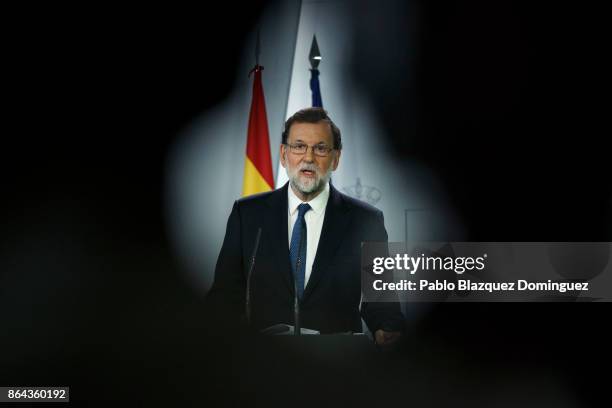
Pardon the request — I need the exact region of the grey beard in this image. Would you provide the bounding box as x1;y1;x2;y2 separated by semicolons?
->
287;166;332;197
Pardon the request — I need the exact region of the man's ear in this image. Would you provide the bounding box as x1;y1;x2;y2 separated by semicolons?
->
280;144;287;168
332;149;341;171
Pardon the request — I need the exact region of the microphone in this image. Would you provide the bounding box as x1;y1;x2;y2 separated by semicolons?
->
245;227;262;326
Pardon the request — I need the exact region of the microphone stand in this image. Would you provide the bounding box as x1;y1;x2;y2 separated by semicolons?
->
294;257;301;336
245;228;262;327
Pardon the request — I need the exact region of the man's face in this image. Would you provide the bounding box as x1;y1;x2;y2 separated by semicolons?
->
280;121;341;198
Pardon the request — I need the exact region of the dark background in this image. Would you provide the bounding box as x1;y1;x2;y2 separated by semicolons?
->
2;1;609;406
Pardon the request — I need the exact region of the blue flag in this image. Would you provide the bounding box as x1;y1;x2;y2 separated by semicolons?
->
310;68;323;108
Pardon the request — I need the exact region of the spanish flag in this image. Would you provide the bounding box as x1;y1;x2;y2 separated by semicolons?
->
242;65;274;196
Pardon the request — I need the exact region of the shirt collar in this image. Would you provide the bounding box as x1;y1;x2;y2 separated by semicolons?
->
288;181;330;216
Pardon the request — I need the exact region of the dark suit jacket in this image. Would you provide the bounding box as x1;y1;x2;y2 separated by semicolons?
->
206;182;404;334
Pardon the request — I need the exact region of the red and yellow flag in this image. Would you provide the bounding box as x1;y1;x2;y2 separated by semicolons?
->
242;65;274;196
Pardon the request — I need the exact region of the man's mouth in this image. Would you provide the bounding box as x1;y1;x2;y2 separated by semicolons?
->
300;169;316;178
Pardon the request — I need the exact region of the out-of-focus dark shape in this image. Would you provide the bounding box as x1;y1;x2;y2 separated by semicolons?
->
2;2;270;406
350;0;611;241
349;2;609;406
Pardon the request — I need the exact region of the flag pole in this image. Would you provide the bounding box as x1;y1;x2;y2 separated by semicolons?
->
255;28;260;66
249;29;263;77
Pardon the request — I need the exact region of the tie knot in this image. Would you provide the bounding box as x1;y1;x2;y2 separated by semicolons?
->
297;203;311;217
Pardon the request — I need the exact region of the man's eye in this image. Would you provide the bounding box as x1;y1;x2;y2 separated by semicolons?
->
295;144;307;149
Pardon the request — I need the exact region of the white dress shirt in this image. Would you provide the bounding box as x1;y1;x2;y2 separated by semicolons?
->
287;181;330;287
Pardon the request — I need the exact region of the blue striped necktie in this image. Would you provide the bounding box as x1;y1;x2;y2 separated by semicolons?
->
289;203;311;299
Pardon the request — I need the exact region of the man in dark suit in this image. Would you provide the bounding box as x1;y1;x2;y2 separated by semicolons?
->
207;107;404;345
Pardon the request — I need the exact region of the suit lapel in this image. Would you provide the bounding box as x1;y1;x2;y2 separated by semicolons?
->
303;184;351;300
265;183;295;295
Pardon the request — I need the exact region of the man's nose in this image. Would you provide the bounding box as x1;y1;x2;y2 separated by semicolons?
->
303;147;315;162
304;146;314;163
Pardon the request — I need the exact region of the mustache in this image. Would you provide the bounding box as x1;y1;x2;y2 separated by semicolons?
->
298;164;319;173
